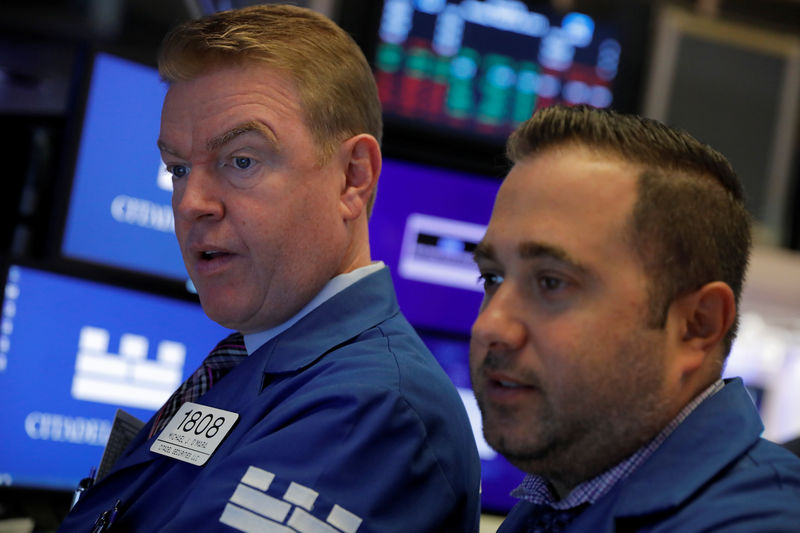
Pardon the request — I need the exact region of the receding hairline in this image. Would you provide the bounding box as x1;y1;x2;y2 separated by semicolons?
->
506;106;743;201
512;139;731;202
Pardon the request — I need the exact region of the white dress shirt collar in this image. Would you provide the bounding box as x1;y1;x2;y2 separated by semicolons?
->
243;261;385;355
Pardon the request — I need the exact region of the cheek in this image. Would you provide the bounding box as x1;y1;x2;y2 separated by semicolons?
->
238;200;314;267
468;339;485;375
534;315;614;387
173;220;190;249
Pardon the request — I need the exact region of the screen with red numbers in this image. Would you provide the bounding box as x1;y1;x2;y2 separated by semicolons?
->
373;0;622;141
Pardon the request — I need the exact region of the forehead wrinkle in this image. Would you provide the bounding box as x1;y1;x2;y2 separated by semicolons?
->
206;120;279;153
157;139;182;158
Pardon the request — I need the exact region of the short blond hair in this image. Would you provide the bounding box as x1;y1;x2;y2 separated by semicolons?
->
158;4;383;163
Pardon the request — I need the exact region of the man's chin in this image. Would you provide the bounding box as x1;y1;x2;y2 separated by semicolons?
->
485;428;552;466
198;300;248;331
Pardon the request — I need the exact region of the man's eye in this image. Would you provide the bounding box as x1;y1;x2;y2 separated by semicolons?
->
539;276;566;291
478;272;503;290
233;157;252;170
169;165;189;179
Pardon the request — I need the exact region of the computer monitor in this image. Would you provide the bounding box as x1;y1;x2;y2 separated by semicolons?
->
371;0;624;142
58;51;187;284
0;262;231;490
642;4;800;247
369;156;500;335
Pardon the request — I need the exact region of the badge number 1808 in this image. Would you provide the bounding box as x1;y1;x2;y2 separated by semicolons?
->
150;402;239;466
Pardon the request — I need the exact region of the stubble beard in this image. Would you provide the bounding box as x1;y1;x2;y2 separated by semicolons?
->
474;334;671;493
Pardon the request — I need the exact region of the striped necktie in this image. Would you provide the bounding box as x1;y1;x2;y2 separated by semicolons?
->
148;332;247;438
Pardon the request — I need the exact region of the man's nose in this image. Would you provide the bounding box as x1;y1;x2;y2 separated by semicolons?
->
172;167;224;222
471;283;528;353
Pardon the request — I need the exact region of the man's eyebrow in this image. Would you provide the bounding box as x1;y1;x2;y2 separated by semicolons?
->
156;121;279;160
518;242;588;273
207;121;278;152
474;240;587;274
472;241;495;263
156;139;180;157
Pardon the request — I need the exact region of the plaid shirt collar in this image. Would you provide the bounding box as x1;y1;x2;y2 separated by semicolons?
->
511;379;725;510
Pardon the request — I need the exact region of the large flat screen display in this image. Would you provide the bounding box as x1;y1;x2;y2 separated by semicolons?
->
0;264;231;490
60;52;186;282
369;157;500;335
373;0;623;140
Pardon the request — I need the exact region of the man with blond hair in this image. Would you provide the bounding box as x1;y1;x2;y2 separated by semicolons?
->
59;5;480;532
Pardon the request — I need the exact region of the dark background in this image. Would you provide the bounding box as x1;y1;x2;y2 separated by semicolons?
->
0;0;798;530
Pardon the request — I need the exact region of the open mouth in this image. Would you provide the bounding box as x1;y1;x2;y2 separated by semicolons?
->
494;380;525;389
200;251;229;260
191;247;235;275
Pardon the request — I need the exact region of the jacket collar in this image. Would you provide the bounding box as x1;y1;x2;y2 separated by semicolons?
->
251;266;399;374
594;378;762;518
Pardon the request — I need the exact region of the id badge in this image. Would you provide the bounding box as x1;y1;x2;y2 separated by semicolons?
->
150;402;238;466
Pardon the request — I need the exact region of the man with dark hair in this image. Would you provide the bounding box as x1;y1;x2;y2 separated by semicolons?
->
58;5;480;532
471;104;800;531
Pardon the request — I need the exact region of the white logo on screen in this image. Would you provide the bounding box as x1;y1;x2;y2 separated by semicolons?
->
71;326;186;410
106;163;175;234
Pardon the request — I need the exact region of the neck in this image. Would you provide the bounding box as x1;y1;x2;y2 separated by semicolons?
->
338;219;372;275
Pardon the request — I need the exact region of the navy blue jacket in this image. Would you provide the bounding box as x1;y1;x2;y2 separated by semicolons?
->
499;378;800;532
59;269;481;532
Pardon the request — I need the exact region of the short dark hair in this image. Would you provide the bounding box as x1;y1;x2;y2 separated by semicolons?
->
507;105;752;357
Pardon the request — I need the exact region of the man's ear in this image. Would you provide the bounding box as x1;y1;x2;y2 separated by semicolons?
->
339;134;381;221
668;281;736;377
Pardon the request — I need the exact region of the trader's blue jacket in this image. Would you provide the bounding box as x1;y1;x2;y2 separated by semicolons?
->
59;269;482;532
499;378;800;532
